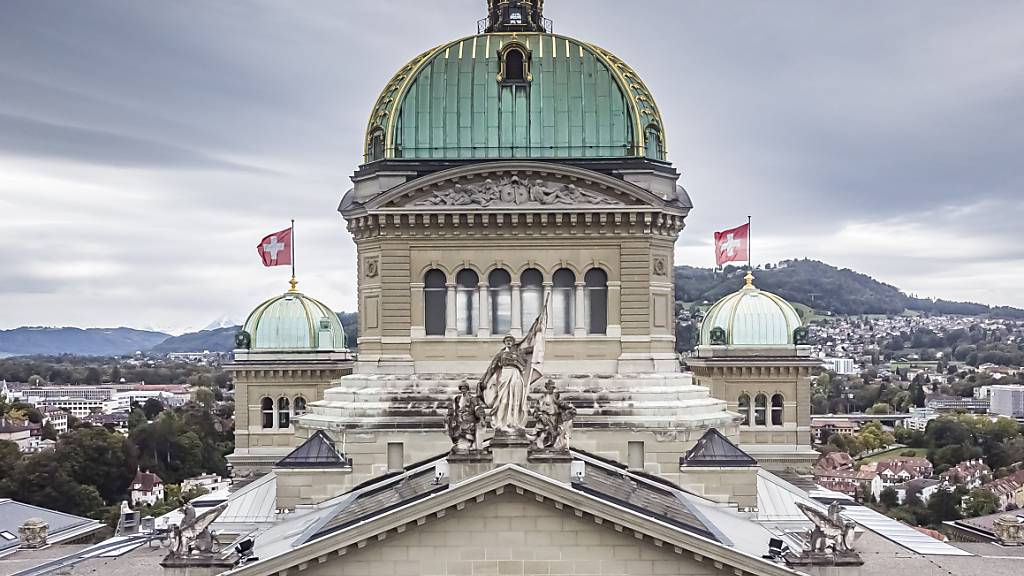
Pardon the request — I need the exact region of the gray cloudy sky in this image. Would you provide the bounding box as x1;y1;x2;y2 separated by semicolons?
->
2;0;1022;333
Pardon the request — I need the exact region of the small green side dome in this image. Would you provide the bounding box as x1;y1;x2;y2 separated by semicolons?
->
239;287;347;351
364;33;666;163
699;273;803;346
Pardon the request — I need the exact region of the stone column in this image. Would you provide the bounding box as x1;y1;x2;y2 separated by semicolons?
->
272;399;279;429
573;282;586;336
478;282;490;337
445;283;457;337
510;282;522;337
543;282;553;336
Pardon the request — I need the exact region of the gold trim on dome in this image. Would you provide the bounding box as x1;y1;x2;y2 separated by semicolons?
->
364;33;667;161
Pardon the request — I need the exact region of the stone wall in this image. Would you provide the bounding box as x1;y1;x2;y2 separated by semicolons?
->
302;492;716;576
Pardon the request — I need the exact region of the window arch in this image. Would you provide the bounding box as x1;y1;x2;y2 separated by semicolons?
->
520;268;543;329
754;394;767;426
584;268;608;335
645;124;664;160
456;269;479;336
261;397;274;429
278;397;290;429
489;269;512;335
737;394;750;426
552;268;575;335
424;269;447;336
294;396;307;416
771;394;784;426
367;129;385;162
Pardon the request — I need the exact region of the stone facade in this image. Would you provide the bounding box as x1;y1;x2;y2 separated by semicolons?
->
300;492;716;576
687;346;820;471
227;355;352;475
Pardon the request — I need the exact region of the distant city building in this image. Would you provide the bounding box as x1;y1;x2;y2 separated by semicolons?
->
905;407;938;432
810;417;860;442
894;478;943;505
0;419;34;451
939;458;989;489
989;385;1024;418
978;470;1024;511
871;457;934;487
823;357;857;375
38;406;68;435
925;394;989;414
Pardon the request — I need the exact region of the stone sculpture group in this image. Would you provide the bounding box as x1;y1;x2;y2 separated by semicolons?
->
417;176;621;207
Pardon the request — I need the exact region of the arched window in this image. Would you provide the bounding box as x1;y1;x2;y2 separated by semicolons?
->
754;394;767;426
278;397;290;429
552;268;575;335
771;394;784;426
489;269;512;335
294;396;307;416
584;268;608;335
504;48;525;82
520;268;543;329
645;125;663;160
456;269;479;336
424;269;447;336
368;129;385;162
261;397;274;429
737;394;750;426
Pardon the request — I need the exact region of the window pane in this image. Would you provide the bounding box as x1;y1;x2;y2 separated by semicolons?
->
552;269;575;335
754;394;767;426
585;269;607;335
505;49;524;81
771;394;783;425
424;269;447;336
278;397;290;429
738;395;750;426
457;270;479;336
489;269;512;335
520;269;543;328
262;397;274;428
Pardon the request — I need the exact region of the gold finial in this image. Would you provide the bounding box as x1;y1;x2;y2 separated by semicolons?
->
288;277;299;292
744;271;755;287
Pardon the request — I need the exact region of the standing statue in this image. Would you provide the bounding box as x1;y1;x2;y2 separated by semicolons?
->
446;381;488;452
531;379;576;451
166;502;228;557
479;335;533;434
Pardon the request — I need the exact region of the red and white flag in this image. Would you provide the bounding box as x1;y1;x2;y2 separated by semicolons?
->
257;227;292;267
714;223;749;267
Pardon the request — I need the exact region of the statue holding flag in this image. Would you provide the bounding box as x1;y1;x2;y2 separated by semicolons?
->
478;295;548;436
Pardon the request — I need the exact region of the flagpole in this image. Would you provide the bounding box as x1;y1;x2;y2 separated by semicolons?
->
747;215;752;272
290;219;296;291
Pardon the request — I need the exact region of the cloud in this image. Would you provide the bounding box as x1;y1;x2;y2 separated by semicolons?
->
1;0;1022;331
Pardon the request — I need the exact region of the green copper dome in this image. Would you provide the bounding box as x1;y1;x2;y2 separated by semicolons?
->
364;32;667;163
240;288;347;351
699;273;803;346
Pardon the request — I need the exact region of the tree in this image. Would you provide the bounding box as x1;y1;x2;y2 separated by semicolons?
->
0;440;21;484
879;487;899;508
192;387;216;412
40;421;58;441
867;403;892;415
0;452;105;518
143;398;165;420
56;427;134;504
110;365;122;383
128;408;148;431
83;367;102;385
963;488;1000;517
926;489;962;524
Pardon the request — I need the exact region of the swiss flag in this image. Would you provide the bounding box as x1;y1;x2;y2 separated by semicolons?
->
257;227;292;267
714;223;749;267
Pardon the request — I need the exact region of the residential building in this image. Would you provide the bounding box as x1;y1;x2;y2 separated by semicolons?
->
823;357;857;375
894;478;944;505
0;419;34;451
940;459;990;489
39;406;68;434
814;451;855;472
811;417;860;442
905;406;938;432
979;470;1024;511
875;457;934;486
129;469;164;507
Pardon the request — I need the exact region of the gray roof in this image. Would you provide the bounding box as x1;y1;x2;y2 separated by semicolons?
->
680;428;758;468
275;431;350;469
0;499;104;556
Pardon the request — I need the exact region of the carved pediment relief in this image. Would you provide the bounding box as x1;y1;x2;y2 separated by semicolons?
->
412;175;624;208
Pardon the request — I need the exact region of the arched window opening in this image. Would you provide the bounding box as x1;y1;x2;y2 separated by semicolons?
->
489;269;512;335
504;49;525;82
261;397;274;429
278;397;291;429
368;129;385;162
294;396;307;416
645;125;663;160
754;394;767;426
424;269;447;336
771;394;784;426
456;269;480;336
552;268;575;335
737;394;750;426
584;268;608;335
520;268;543;329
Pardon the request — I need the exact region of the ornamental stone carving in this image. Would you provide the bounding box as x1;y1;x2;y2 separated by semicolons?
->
365;257;379;278
652;257;667;276
530;379;576;452
415;176;622;207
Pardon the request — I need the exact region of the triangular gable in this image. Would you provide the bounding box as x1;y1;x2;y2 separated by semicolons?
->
364;161;671;211
275;430;350;469
226;464;801;576
680;428;759;468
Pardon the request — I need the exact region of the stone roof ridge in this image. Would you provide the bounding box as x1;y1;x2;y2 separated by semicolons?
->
680;428;759;467
275;430;351;469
